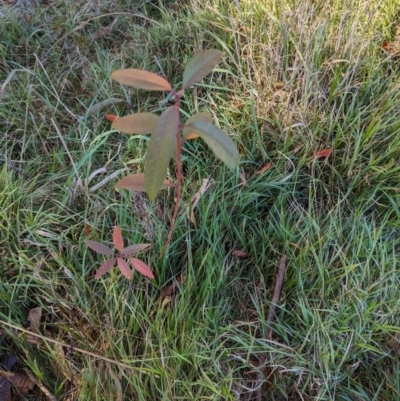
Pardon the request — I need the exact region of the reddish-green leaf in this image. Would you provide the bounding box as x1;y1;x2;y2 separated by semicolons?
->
145;106;180;200
117;258;132;279
105;114;118;122
184;121;240;169
182;50;223;89
182;112;213;140
113;226;124;252
315;149;332;158
111;69;172;91
116;173;172;192
85;240;113;256
130;257;154;279
111;113;159;134
95;258;117;278
121;243;151;256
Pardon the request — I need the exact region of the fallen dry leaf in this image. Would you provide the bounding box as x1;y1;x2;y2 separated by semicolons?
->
27;307;42;333
239;168;247;187
84;225;93;235
160;273;186;299
0;371;35;395
0;376;10;401
50;343;73;381
150;274;186;317
382;40;391;51
232;250;249;258
315;149;332;158
23;369;57;401
105;114;118;122
255;162;272;175
186;178;212;225
273;82;285;90
91;18;118;40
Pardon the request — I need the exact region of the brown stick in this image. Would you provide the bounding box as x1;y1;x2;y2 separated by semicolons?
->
267;255;287;340
255;255;287;401
23;369;58;401
161;94;184;257
0;319;156;375
161;126;182;257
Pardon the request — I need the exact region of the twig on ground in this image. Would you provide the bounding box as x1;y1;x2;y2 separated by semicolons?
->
0;319;157;376
266;255;287;340
23;369;58;401
255;255;287;401
1;154;30;179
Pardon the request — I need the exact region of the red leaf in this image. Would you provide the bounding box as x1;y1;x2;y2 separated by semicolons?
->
121;243;151;256
85;240;113;256
117;258;132;279
105;114;118;122
84;225;93;235
111;69;172;91
255;162;272;175
95;258;117;278
315;149;332;158
113;226;124;252
130;257;154;279
382;40;391;50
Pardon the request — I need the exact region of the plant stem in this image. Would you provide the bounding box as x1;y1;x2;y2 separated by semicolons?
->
254;255;287;401
161;95;183;256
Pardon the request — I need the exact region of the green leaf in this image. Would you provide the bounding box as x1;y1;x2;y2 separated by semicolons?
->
184;121;240;169
182;112;213;140
112;113;159;134
86;98;123;117
111;69;172;91
145;106;179;200
182;50;223;89
116;173;172;192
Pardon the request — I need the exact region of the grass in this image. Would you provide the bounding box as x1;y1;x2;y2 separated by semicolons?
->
1;0;400;399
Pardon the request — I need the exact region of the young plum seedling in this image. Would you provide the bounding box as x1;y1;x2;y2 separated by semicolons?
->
110;49;240;252
85;226;153;280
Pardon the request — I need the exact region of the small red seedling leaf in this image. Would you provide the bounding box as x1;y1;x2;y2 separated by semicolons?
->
117;258;132;279
95;258;117;278
255;162;272;175
232;249;249;258
315;149;332;158
113;226;124;252
121;243;151;256
130;257;154;279
111;69;172;91
105;114;118;122
85;240;113;256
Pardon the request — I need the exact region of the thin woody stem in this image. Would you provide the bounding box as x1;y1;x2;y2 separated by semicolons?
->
161;94;183;256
